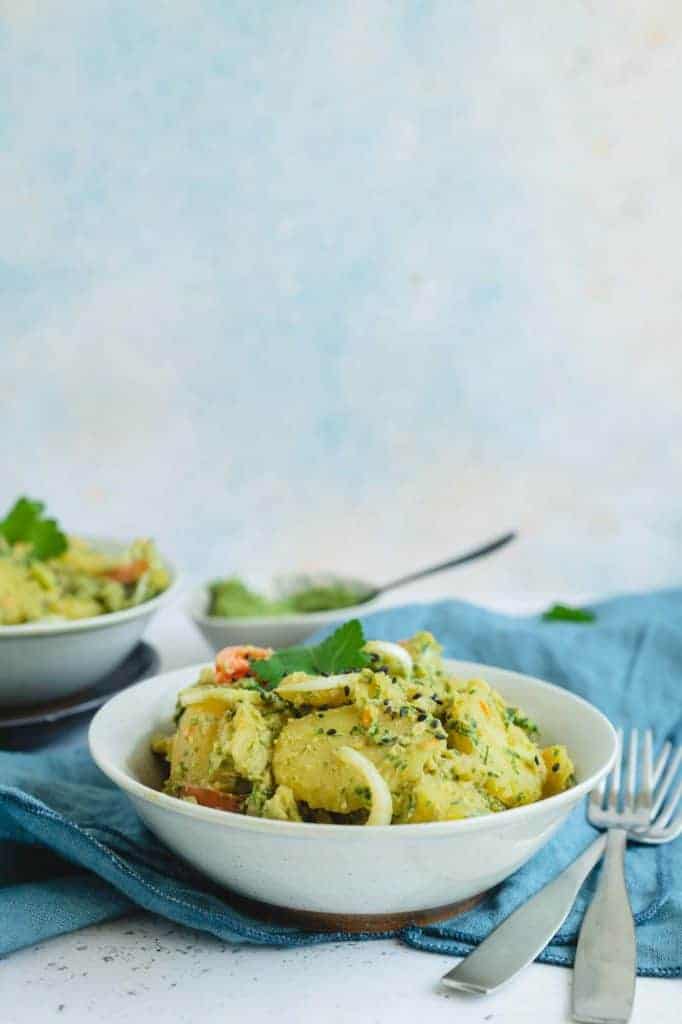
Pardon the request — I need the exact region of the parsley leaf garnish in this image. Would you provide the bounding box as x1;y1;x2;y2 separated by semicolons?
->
313;619;370;674
252;646;318;686
0;497;68;560
542;603;596;624
252;619;371;688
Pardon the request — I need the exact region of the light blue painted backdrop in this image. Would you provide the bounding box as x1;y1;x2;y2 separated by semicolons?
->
2;3;681;594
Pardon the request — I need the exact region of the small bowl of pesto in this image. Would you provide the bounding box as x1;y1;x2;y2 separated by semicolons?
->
191;535;520;653
189;574;377;652
0;497;180;706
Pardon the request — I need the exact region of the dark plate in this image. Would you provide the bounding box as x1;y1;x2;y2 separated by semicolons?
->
0;642;159;730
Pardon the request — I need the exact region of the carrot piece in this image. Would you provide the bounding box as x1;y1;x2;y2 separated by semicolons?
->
181;786;243;813
104;559;149;584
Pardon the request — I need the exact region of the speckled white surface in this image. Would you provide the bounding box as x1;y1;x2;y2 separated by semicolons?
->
3;599;680;1023
4;913;681;1024
2;3;682;596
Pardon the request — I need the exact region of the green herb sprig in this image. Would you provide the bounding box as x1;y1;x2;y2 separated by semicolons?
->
0;497;67;560
252;619;371;688
542;603;596;624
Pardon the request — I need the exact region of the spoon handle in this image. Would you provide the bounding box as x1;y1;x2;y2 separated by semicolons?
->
376;532;516;597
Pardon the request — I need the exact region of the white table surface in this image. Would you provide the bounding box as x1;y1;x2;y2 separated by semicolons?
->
4;589;681;1024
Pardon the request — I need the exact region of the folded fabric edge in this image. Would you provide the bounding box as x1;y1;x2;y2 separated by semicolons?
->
401;928;682;977
0;873;132;958
0;790;397;949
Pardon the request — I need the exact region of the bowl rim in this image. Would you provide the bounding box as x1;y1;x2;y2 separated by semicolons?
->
0;542;181;638
89;657;618;839
187;580;378;629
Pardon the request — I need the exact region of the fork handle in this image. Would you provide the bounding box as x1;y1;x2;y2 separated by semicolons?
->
573;828;636;1024
441;834;607;995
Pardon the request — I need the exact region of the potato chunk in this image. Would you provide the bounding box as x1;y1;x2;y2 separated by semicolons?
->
275;671;359;708
542;745;575;797
168;700;225;789
272;704;446;818
445;679;546;807
405;774;493;822
262;785;303;822
229;703;273;782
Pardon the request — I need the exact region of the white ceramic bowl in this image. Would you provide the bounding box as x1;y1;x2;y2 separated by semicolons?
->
89;659;617;920
188;582;378;652
0;548;180;707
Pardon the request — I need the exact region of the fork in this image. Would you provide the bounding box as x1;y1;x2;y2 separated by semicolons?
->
441;732;681;1001
573;730;682;1024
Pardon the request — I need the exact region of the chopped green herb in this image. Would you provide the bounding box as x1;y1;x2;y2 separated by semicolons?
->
449;720;473;738
542;603;596;624
505;707;539;736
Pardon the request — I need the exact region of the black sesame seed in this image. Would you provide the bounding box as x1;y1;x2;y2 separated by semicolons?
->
327;728;337;736
343;686;350;696
417;713;427;722
552;763;560;772
534;756;540;765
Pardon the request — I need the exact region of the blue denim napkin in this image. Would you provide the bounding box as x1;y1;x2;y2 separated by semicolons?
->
1;592;681;974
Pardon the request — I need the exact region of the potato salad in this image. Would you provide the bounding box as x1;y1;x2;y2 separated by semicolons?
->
0;497;170;625
152;623;575;826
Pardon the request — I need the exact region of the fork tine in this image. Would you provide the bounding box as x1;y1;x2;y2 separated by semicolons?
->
663;810;682;840
653;741;672;788
653;747;682;818
623;730;638;813
635;729;653;816
656;778;682;830
607;729;623;811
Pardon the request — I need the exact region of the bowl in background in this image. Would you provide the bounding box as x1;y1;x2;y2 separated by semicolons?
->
0;542;180;707
89;658;616;925
188;578;378;652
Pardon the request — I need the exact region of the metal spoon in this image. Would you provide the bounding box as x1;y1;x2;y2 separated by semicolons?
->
368;531;517;601
277;532;517;608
